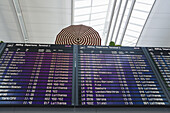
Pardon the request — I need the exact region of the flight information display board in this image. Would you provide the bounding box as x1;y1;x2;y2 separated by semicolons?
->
78;46;169;106
0;43;73;106
148;47;170;93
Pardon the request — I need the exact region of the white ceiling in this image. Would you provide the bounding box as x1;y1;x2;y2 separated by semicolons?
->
0;0;23;42
19;0;71;43
0;0;71;44
0;0;170;47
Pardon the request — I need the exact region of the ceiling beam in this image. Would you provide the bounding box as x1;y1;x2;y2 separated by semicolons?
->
110;0;122;43
119;0;136;45
12;0;29;43
71;0;75;25
114;0;128;44
105;0;117;46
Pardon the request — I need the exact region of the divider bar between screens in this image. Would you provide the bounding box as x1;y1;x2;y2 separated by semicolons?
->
75;45;79;106
0;43;6;56
142;47;170;104
72;45;76;106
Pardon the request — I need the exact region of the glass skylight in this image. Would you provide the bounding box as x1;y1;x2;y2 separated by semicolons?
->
122;0;155;46
73;0;155;46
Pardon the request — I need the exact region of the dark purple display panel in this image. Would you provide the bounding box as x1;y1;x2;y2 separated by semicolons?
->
148;48;170;93
78;46;169;106
0;43;73;106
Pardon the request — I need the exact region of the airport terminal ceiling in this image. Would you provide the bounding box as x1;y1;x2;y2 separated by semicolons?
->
0;0;170;47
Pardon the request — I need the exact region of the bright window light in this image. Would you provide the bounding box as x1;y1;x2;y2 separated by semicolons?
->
92;0;109;6
91;12;107;20
74;15;90;22
74;8;91;16
73;0;155;46
75;0;91;8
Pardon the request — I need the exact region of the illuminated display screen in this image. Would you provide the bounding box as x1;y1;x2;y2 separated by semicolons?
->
0;43;73;106
78;46;169;106
148;48;170;92
0;43;170;107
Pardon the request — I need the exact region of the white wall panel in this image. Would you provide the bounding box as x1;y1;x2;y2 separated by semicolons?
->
19;0;71;9
0;0;23;42
19;0;71;44
137;0;170;47
146;14;170;29
0;0;71;44
21;8;71;24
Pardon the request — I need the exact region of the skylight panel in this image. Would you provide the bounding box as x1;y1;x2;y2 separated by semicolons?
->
132;10;148;19
75;0;91;8
73;0;112;45
91;12;107;20
91;19;105;26
129;17;145;26
126;30;140;37
127;23;143;31
74;7;91;16
121;0;155;46
73;0;156;46
92;24;105;31
134;3;151;12
74;15;90;22
75;21;90;26
92;0;109;6
91;5;108;13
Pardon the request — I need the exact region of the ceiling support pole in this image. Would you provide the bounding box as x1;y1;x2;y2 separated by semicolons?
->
114;0;128;44
105;0;117;46
71;0;75;25
12;0;29;43
119;0;136;45
110;0;122;43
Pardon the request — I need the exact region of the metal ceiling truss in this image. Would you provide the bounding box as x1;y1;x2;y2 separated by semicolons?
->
104;0;156;46
104;0;136;45
12;0;29;43
105;0;117;45
119;0;136;45
114;0;129;45
72;0;156;46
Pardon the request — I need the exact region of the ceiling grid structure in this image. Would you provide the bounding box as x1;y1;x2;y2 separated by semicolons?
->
106;0;156;46
122;0;156;46
73;0;113;45
118;0;136;45
105;0;117;45
0;0;170;47
109;0;122;44
113;0;129;45
73;0;156;46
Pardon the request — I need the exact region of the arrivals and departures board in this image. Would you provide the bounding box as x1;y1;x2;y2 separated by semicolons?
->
0;43;170;107
0;43;73;106
148;47;170;94
78;46;169;106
